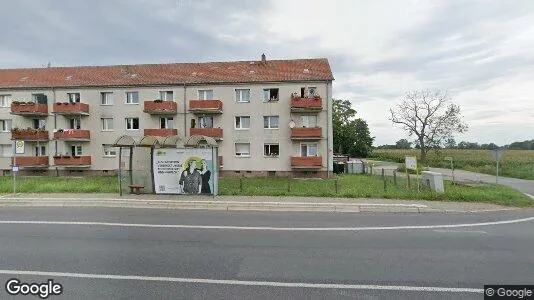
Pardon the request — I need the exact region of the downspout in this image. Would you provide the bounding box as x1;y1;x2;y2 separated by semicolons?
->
326;81;331;178
183;84;187;140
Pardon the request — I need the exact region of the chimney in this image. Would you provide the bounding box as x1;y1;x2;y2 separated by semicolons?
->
261;53;266;63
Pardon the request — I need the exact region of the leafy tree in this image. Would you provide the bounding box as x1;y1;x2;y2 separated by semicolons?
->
444;137;457;149
395;139;412;149
389;89;468;163
333;99;374;157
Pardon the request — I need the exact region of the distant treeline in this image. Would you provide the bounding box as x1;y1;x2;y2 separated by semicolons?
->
376;139;534;150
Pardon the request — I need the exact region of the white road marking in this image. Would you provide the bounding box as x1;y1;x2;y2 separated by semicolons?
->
434;230;487;234
0;269;483;293
0;216;533;231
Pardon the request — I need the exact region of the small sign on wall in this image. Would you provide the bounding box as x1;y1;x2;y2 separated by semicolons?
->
405;156;417;170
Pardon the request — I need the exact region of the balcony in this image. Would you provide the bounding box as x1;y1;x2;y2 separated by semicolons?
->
290;127;322;140
144;128;178;137
13;156;49;168
291;97;323;112
189;100;223;114
291;156;323;168
144;100;177;115
53;129;91;142
190;128;223;140
11;129;49;141
53;102;89;115
10;102;48;116
53;155;91;167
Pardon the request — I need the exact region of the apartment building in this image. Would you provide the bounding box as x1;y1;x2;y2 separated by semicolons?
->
0;56;334;177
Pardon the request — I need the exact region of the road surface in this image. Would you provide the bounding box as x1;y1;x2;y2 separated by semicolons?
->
1;207;534;299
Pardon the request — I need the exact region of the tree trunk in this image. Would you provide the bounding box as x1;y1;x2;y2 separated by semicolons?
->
419;138;427;164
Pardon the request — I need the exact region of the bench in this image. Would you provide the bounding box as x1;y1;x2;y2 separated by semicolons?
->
128;184;145;195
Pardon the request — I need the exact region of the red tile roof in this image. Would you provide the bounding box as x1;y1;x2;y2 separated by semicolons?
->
0;58;333;89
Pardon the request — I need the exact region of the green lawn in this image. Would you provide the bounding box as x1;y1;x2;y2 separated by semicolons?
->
0;175;530;207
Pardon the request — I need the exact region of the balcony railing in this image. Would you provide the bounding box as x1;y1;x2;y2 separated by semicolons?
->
10;103;48;116
189;100;223;114
53;129;90;141
290;127;322;139
190;128;223;139
144;128;178;137
13;156;49;167
143;100;177;115
11;129;49;141
291;97;322;112
291;156;323;168
53;102;89;115
53;155;91;167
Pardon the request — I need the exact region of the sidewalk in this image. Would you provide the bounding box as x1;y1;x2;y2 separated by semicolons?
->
0;193;520;213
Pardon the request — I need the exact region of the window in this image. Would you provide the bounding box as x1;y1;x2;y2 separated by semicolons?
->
263;88;279;102
160;117;174;129
101;92;114;105
235;116;250;130
69;118;81;129
103;145;117;157
159;91;173;101
101;118;114;131
35;146;46;156
126;118;139;130
264;144;280;157
263;116;279;129
198;90;214;100
0;120;12;132
235;89;250;103
32;93;48;104
32;119;46;130
235;143;251;157
0;144;11;157
126;92;139;104
71;145;82;156
67;93;81;103
198;116;214;128
301;87;317;98
0;94;12;107
301;143;318;156
301;115;317;128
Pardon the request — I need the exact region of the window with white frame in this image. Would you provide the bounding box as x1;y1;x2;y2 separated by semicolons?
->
0;94;12;107
263;116;279;129
100;92;114;105
235;89;250;103
71;145;82;156
0;119;12;132
101;118;114;131
69;118;81;129
198;116;214;128
300;143;318;156
300;115;317;128
159;91;173;101
103;144;117;157
35;146;46;156
198;90;214;100
160;117;174;129
263;88;279;102
0;144;11;157
126;91;139;104
67;93;81;103
264;143;279;157
235;116;250;130
235;143;251;157
126;118;139;130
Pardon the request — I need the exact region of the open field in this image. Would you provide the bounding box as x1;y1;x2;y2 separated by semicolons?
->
0;175;530;206
369;149;534;180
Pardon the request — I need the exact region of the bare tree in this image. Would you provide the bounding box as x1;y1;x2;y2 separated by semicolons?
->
389;89;468;163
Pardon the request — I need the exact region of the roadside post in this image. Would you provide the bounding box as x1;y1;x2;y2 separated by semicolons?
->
405;156;419;191
490;148;506;184
13;140;25;195
444;156;454;183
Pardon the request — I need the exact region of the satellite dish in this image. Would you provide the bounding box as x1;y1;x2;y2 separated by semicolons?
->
289;120;295;128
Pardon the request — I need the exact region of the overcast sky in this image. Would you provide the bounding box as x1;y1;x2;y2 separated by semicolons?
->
1;0;533;145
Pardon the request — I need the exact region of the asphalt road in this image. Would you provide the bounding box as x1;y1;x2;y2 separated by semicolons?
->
1;207;534;299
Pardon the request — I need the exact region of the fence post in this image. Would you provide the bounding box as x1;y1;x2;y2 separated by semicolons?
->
288;177;291;192
335;178;339;194
407;173;411;189
383;175;387;192
240;177;243;193
381;168;385;179
393;170;397;186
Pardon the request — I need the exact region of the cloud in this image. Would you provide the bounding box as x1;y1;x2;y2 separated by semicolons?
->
0;0;533;145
